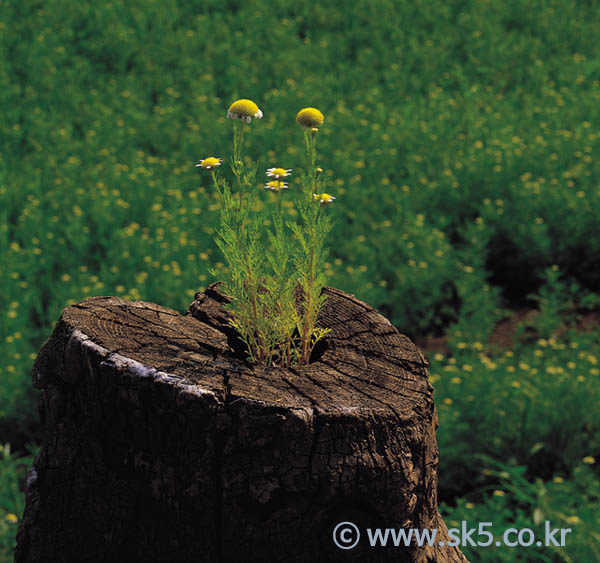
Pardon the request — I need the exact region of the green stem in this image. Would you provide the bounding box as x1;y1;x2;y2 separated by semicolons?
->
210;170;220;194
233;120;246;213
299;128;321;365
276;189;284;239
231;119;264;363
300;228;315;365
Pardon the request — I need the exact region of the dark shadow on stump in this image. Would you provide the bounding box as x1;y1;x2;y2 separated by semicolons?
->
15;283;469;563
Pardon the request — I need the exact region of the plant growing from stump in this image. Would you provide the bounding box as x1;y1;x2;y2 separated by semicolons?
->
197;100;334;367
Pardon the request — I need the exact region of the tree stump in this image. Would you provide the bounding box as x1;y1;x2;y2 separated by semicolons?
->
15;283;468;563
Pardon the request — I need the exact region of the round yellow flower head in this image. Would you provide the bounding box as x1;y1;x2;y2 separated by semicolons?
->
265;180;289;192
227;99;263;123
313;192;335;204
296;107;324;128
196;157;223;170
266;167;292;179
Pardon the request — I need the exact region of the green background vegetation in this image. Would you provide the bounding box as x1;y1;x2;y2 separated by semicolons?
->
1;0;599;560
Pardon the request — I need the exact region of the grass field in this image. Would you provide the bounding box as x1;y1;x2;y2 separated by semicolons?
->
1;0;599;560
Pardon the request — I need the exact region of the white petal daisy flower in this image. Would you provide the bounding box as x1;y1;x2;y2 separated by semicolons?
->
264;180;289;192
227;99;263;123
195;157;223;170
266;167;292;179
313;192;335;204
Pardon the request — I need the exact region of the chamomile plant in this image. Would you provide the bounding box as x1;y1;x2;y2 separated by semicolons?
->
197;100;334;367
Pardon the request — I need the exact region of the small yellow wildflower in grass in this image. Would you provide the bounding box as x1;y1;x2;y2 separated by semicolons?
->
313;193;335;204
196;157;223;170
4;513;18;524
264;180;289;192
566;516;580;524
583;456;595;464
227;99;263;122
296;107;324;128
266;167;292;179
553;476;564;483
493;490;505;497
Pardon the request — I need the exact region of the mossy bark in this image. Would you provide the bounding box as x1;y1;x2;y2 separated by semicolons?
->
15;283;468;563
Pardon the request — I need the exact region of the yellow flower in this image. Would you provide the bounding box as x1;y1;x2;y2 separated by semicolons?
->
227;99;263;123
313;193;335;204
266;167;292;179
583;456;595;464
264;180;289;192
493;490;505;497
296;107;324;128
196;157;222;170
4;513;18;524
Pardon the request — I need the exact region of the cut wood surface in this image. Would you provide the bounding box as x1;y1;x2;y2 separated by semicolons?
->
15;283;468;562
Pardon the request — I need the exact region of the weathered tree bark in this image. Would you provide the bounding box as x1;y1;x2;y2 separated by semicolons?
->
15;283;468;563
